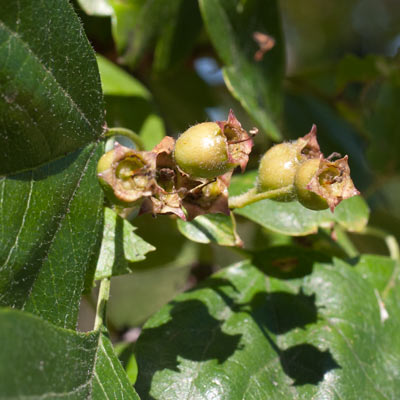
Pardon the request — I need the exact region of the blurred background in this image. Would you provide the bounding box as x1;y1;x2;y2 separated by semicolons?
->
73;0;400;338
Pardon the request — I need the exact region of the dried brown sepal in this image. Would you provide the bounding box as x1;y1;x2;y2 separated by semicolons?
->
140;192;186;220
216;109;255;172
99;112;254;220
139;136;187;219
98;143;157;206
307;155;360;211
182;172;233;221
297;124;322;160
153;136;176;168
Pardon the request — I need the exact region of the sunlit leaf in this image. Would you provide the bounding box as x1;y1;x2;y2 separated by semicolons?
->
177;213;242;247
135;251;400;399
97;54;165;150
95;207;155;280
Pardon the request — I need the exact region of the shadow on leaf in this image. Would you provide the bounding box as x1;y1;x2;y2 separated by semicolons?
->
237;290;318;335
280;343;340;386
135;299;242;399
252;245;331;279
239;290;340;386
135;277;340;398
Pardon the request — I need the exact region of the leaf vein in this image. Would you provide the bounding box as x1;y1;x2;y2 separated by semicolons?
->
0;19;97;137
0;172;34;272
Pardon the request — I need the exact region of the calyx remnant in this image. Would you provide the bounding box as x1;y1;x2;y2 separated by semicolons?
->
97;110;256;220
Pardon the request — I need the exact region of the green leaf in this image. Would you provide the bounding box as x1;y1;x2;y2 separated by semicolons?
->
0;143;104;329
230;171;369;235
94;331;140;399
364;80;400;174
77;0;113;16
115;0;184;68
95;207;155;280
97;54;151;98
333;195;369;232
108;0;145;54
199;0;284;140
135;250;400;399
153;0;203;73
177;214;241;247
97;55;165;150
336;54;383;91
0;308;139;399
0;0;104;175
115;342;139;385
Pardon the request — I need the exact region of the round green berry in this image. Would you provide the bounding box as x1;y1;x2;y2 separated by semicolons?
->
294;158;329;210
174;122;232;179
257;142;300;200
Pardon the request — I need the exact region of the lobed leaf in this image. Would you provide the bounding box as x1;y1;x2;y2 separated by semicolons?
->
177;213;242;247
135;249;400;399
95;207;155;280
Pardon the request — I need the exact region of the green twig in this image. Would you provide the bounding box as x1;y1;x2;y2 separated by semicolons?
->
228;185;293;209
229;211;243;247
105;127;145;150
94;278;111;331
363;227;400;261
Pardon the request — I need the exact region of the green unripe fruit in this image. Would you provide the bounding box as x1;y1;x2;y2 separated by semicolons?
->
97;149;115;176
97;148;150;207
97;150;118;201
174;122;232;179
257;143;300;200
294;158;329;210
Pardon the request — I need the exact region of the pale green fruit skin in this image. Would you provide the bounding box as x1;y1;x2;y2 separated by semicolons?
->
294;158;328;210
97;150;122;204
257;143;299;200
174;122;231;179
97;149;115;175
